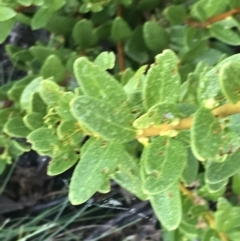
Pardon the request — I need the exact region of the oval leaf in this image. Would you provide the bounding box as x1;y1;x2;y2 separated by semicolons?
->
70;96;135;143
206;150;240;183
141;137;187;194
220;61;240;104
27;127;59;153
40;55;65;83
191;106;222;161
143;49;180;109
0;6;16;21
4;117;31;138
74;57;127;106
94;51;115;70
48;149;79;176
69;138;125;205
143;21;169;53
149;182;182;230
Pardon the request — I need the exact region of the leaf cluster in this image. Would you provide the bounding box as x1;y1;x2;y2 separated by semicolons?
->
1;0;240;240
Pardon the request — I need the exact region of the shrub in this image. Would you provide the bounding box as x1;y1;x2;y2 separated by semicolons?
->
1;0;240;239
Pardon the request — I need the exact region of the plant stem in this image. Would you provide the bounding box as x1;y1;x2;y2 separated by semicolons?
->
179;183;196;201
186;7;240;28
136;101;240;139
117;41;125;72
180;183;229;241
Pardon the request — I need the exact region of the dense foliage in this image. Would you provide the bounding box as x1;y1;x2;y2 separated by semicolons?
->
1;0;240;240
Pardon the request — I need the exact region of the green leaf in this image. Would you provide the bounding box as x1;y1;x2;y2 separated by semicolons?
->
228;231;240;241
163;5;186;25
27;127;59;153
190;0;228;22
214;198;240;232
74;57;128;106
39;80;62;106
123;65;147;94
44;0;66;11
31;7;54;30
0;82;14;100
121;68;134;86
0;159;6;175
4;117;31;138
97;177;111;193
5;44;33;68
45;15;76;35
209;22;240;46
206;150;240;183
111;151;148;200
0;108;18;127
48;149;79;176
141;137;187;194
119;0;132;5
133;102;178;129
7;85;26;103
30;46;56;63
143;21;169;53
20;77;43;110
28;92;47;114
198;53;240;102
40;55;65;83
8;140;30;158
137;0;160;10
162;229;177;241
181;40;209;64
70;96;135;143
0;6;16;21
16;76;36;88
219;61;240;103
125;26;149;64
72;19;97;49
56;92;75;120
15;12;31;25
0;134;8;147
56;120;82;145
69;138;124;205
232;170;240;195
191;106;222;161
185;27;209;48
17;0;32;6
181;148;199;185
143;49;180;109
170;25;185;51
203;229;220;241
79;2;104;13
229;0;240;8
23;112;45;130
111;16;132;42
94;51;115;70
0;19;14;44
179;214;198;236
206;179;228;193
198;184;225;201
150;182;182;230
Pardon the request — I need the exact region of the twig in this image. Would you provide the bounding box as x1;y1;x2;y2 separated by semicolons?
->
136;101;240;139
205;212;229;241
117;41;125;72
186;7;240;28
180;183;229;241
179;183;196;201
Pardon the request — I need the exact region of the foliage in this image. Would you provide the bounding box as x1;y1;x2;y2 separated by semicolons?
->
1;0;240;240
